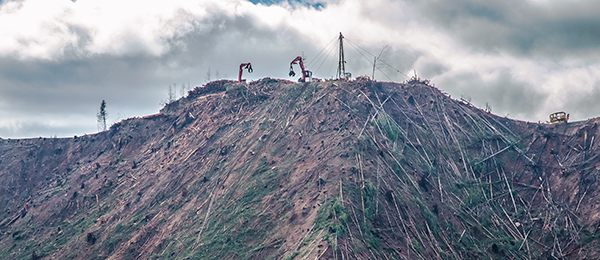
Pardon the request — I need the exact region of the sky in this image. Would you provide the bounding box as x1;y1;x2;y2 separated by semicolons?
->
0;0;599;138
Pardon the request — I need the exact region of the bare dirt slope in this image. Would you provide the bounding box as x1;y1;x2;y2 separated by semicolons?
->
0;78;599;259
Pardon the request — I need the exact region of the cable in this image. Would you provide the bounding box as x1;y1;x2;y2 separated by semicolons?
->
327;56;337;79
314;39;338;77
346;41;374;73
345;37;410;79
351;40;402;81
307;35;338;68
344;39;395;81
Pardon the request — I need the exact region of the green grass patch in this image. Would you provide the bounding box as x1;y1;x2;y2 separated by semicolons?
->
375;113;402;142
314;198;348;250
188;158;286;259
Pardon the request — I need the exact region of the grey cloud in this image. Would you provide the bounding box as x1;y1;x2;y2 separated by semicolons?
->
2;0;600;138
0;120;91;138
413;56;448;79
565;82;600;120
0;3;321;138
0;55;167;115
250;0;327;8
341;44;421;81
373;47;422;81
165;10;318;78
436;69;547;119
408;0;600;58
0;0;21;5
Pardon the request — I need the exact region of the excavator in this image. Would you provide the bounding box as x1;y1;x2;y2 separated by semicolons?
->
549;112;569;124
289;56;312;82
238;63;253;83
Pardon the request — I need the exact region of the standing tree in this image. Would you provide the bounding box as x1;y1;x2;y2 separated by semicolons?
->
168;84;176;103
97;100;107;131
206;66;211;82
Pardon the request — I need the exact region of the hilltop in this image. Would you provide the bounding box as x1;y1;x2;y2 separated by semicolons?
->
0;78;599;259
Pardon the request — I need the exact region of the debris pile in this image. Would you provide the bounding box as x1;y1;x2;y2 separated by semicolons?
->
0;79;599;259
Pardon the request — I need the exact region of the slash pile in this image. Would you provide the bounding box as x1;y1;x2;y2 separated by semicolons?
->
0;78;598;259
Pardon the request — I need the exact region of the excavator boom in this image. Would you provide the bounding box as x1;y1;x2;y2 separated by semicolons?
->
289;56;311;82
238;63;253;82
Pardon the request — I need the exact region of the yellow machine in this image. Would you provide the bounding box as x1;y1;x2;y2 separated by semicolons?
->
549;112;569;124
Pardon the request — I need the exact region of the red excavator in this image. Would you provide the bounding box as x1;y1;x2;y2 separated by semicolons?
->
289;56;312;82
238;63;253;83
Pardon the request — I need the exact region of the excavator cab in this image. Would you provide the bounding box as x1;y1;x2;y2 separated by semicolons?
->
549;112;569;124
289;69;311;79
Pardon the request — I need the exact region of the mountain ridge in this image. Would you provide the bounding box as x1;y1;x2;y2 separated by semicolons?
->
0;78;599;259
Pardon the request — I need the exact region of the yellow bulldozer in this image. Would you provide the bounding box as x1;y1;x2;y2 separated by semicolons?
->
548;112;569;124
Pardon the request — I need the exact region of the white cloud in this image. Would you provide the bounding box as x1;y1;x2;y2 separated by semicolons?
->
0;0;252;59
1;0;600;137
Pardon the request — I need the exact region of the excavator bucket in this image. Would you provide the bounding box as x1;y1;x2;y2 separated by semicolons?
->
289;70;296;77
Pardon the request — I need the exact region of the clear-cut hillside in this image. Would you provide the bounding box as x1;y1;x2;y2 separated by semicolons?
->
0;78;599;259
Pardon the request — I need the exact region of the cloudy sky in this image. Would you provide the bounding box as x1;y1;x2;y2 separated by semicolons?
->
1;0;599;138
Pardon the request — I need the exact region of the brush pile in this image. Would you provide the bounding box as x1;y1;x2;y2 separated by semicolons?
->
0;78;598;259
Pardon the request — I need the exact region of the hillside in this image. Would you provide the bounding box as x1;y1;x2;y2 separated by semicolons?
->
0;78;599;259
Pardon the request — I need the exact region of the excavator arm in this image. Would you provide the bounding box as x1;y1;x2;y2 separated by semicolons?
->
238;63;253;82
289;56;310;82
289;56;302;77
